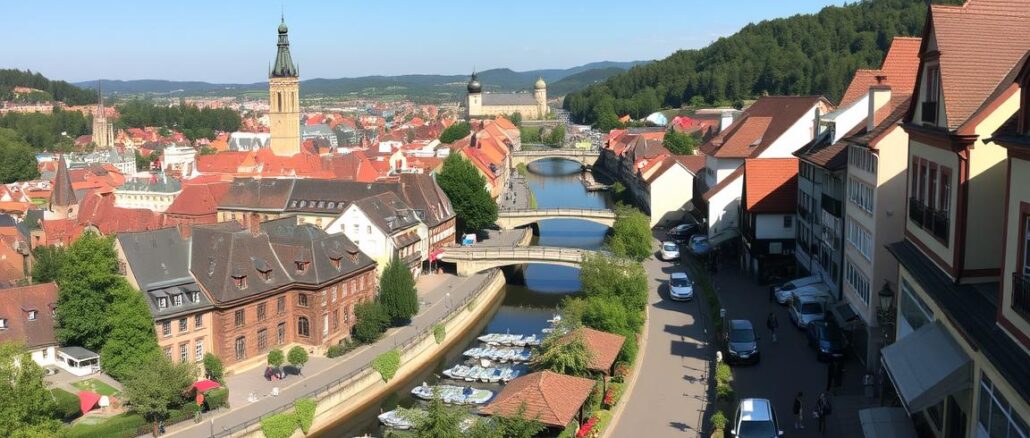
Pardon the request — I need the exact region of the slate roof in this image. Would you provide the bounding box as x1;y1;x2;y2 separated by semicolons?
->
51;156;77;207
480;371;595;427
118;173;182;193
286;180;400;215
888;239;1030;401
261;217;374;286
927;0;1030;130
220;178;296;211
0;283;58;349
744;158;799;214
352;192;421;236
117;227;213;319
482;93;538;106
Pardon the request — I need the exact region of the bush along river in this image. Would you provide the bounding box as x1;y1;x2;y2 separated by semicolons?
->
315;158;611;437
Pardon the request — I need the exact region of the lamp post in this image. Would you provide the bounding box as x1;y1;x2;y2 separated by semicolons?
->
876;281;895;344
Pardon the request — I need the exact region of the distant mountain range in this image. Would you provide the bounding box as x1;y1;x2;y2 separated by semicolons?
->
71;61;650;99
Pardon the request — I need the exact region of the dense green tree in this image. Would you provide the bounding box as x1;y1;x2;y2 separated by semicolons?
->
203;353;224;383
0;109;89;150
410;392;465;438
532;331;593;377
607;205;653;262
581;296;634;336
508;112;523;127
519;126;542;143
0;128;39;183
122;355;194;437
267;348;285;368
663;130;699;156
378;258;419;325
100;282;161;381
353;301;390;344
495;402;546;438
0;69;98;105
0;343;60;438
29;245;64;284
438;121;471;144
435;154;498;233
55;232;121;350
115;100;241;141
544;124;565;146
287;346;309;371
563;0;962;127
579;254;649;317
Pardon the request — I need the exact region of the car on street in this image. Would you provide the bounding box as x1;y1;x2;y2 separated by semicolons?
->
772;275;823;304
660;241;681;261
667;223;699;241
805;320;849;361
730;398;784;437
788;291;832;329
689;235;711;255
668;272;694;301
724;319;760;365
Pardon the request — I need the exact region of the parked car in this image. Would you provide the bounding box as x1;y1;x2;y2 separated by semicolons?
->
788;290;832;329
724;319;760;365
660;241;681;261
730;398;784;437
689;235;711;255
668;272;694;301
773;275;823;304
667;223;699;240
805;320;849;361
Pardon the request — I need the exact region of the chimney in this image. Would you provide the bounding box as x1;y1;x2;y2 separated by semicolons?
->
719;111;734;133
813;107;822;138
868;79;893;132
249;213;262;236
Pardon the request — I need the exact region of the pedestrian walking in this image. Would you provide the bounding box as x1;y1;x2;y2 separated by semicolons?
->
766;312;779;343
793;392;804;429
816;392;832;433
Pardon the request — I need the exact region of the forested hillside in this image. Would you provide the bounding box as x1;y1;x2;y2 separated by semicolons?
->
0;69;97;105
564;0;962;127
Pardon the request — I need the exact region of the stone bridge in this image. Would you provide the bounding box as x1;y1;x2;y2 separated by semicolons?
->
511;149;601;167
438;246;598;277
495;208;616;230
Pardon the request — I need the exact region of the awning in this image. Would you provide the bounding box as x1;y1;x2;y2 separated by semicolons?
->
429;249;444;262
78;391;101;414
708;228;740;247
881;322;971;413
830;301;862;330
191;379;221;393
859;407;917;438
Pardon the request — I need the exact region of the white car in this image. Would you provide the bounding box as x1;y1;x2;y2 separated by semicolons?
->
669;272;694;301
659;241;680;261
773;275;823;304
731;398;783;437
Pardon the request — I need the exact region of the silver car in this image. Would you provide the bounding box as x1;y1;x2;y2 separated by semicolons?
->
669;272;694;301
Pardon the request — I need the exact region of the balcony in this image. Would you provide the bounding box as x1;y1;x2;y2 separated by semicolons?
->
921;102;938;124
1013;273;1030;322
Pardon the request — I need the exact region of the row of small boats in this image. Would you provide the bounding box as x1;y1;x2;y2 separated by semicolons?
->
462;346;533;363
476;332;541;347
410;383;494;405
442;363;528;383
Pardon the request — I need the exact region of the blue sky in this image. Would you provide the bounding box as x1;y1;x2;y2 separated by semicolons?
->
3;0;843;83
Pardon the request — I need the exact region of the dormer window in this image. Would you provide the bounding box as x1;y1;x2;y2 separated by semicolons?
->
158;297;168;309
191;292;200;303
922;65;941;125
232;268;248;290
330;257;342;270
27;310;37;321
254;258;273;282
173;294;183;306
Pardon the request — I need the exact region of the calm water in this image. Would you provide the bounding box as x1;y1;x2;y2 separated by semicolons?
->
316;158;609;437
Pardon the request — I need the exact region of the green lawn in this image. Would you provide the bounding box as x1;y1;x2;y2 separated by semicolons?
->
71;378;120;397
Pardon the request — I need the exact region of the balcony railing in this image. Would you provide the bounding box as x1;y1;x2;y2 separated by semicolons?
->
932;210;949;243
1012;273;1030;322
921;102;938;124
909;197;925;227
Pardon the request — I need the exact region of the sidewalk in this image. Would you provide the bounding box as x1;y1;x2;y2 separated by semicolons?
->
160;271;494;438
500;172;530;210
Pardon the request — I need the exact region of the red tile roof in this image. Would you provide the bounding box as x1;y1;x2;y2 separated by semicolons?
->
480;371;596;427
646;154;707;184
0;283;58;349
839;37;921;108
164;182;230;218
562;328;625;373
744;158;799;214
928;0;1030;130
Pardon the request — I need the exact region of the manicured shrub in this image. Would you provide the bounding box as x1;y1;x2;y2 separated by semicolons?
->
52;388;82;422
204;387;230;410
326;344;345;358
715;362;733;385
260;412;297;438
433;324;446;344
716;383;735;401
372;349;401;382
287;346;309;369
294;398;316;434
64;412;147;438
267;348;285;368
617;335;638;364
711;410;728;430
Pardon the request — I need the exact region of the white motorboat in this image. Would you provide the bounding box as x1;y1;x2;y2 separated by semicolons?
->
377;408;422;430
411;384;494;405
442;364;472;380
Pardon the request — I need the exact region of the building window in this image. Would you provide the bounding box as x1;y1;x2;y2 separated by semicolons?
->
352;224;359;235
297;317;310;338
179;318;188;333
898;279;933;340
847;220;873;261
332;286;337;303
848;177;875;214
179;343;188;363
844;259;871;305
321;291;327;307
0;318;6;330
194;340;204;361
277;322;286;345
27;310;37;321
234;336;246;361
163;346;172;359
191;292;200;303
162;321;171;337
344;305;351;323
195;314;203;329
234;275;247;290
978;373;1029;438
173;294;183;306
257;302;267;321
298;293;308;308
848;146;878;175
922;66;941;125
332;310;339;330
257;329;268;351
234;309;245;328
367;225;372;234
158;297;168;309
783;216;793;228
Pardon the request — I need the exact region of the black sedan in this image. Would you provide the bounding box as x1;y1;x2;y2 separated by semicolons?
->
805;320;848;361
667;223;699;242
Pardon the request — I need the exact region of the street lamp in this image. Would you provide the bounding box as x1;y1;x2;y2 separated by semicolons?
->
877;281;896;345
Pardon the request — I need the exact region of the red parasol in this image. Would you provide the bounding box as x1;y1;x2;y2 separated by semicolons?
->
77;391;101;414
191;379;221;393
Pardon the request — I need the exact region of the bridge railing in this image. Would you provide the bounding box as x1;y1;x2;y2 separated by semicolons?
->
440;246;591;262
497;208;616;217
512;149;599;156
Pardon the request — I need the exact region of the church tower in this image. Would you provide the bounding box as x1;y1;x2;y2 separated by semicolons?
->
49;156;77;220
465;72;482;119
268;16;301;157
92;82;114;149
534;77;548;119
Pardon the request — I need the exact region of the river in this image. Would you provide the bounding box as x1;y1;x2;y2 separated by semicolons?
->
315;158;610;437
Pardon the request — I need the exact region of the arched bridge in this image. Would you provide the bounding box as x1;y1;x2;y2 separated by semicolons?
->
438;246;598;277
495;208;616;230
511;149;601;167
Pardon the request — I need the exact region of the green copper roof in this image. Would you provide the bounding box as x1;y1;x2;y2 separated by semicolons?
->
270;18;298;78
